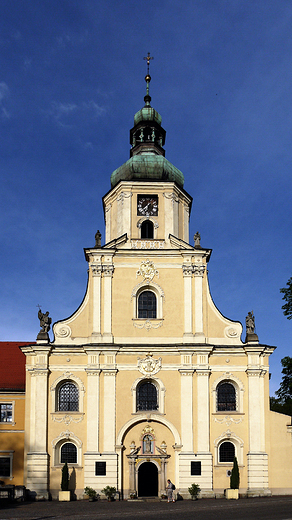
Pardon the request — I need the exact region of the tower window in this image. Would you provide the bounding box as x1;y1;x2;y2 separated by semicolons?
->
217;382;236;412
138;291;156;319
137;381;158;411
219;441;235;463
58;382;79;412
141;220;154;239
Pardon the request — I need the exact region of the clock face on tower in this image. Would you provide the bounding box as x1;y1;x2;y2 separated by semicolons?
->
137;195;158;216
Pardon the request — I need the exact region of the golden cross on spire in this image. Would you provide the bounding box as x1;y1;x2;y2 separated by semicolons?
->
143;52;154;75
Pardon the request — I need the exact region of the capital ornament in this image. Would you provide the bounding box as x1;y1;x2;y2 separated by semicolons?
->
137;353;162;376
137;259;159;282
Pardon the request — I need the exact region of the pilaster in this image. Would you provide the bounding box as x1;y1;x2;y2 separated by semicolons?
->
182;263;193;340
103;369;118;452
102;264;114;342
179;369;194;451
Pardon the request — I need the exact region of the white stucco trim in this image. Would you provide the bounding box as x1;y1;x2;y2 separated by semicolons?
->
50;373;85;413
116;414;181;447
211;373;245;414
214;430;244;466
131;376;166;414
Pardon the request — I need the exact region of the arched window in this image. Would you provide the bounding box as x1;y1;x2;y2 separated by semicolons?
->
138;291;157;319
217;382;236;412
60;442;77;464
137;381;158;411
219;441;235;463
58;382;79;412
141;220;154;239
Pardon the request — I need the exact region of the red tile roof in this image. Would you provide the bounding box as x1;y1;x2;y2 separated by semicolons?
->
0;342;33;391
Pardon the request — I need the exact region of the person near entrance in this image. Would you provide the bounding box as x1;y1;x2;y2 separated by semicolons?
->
166;479;175;502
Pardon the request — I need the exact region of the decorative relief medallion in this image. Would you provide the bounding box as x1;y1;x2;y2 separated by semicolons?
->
137;259;159;282
54;324;72;338
134;319;163;331
140;424;156;439
137;353;162;376
52;414;84;425
224;326;240;338
214;415;243;426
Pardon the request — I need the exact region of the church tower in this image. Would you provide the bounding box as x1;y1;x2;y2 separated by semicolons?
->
21;57;290;500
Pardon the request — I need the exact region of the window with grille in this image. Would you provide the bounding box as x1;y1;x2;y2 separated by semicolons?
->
191;461;201;475
217;382;236;412
138;291;157;319
0;404;12;422
0;457;11;477
219;441;235;462
60;443;77;464
58;382;79;412
137;381;158;411
95;462;106;476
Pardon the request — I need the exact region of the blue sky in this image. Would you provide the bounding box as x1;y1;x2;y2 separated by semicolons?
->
1;0;291;396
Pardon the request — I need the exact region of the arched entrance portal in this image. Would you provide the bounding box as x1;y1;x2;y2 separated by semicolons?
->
138;462;158;497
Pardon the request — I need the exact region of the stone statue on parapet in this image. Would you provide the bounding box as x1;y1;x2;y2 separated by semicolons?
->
95;230;101;248
37;307;51;341
194;231;202;249
245;310;258;343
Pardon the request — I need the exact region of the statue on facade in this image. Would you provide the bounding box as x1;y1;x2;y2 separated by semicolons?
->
95;230;101;248
194;231;201;249
245;310;258;343
37;308;51;341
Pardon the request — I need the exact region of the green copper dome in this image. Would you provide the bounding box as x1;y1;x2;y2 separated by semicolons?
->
110;155;184;188
134;106;162;126
110;63;184;189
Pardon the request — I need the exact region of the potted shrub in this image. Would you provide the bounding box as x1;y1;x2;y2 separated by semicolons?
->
226;457;240;499
101;485;116;501
188;483;201;500
59;462;71;501
84;486;98;501
129;491;137;499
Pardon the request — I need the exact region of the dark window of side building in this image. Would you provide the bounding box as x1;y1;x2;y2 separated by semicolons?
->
137;381;158;411
191;461;201;475
217;382;236;412
219;441;235;463
60;443;77;464
138;291;157;319
95;462;106;476
58;382;79;412
141;220;154;239
0;457;11;477
0;404;12;422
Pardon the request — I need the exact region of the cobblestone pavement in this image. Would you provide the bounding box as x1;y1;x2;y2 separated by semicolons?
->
0;497;292;520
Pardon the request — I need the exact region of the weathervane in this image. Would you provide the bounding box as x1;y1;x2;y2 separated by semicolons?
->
143;53;153;105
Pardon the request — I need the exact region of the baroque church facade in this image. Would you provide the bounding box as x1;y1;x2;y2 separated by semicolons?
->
20;69;292;499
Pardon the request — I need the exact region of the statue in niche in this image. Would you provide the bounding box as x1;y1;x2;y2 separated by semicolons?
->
143;434;153;454
246;311;255;334
95;230;101;247
37;308;51;341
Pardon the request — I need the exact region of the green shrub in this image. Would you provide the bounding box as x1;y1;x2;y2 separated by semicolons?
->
230;456;240;489
61;462;69;491
188;483;200;499
101;486;116;500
